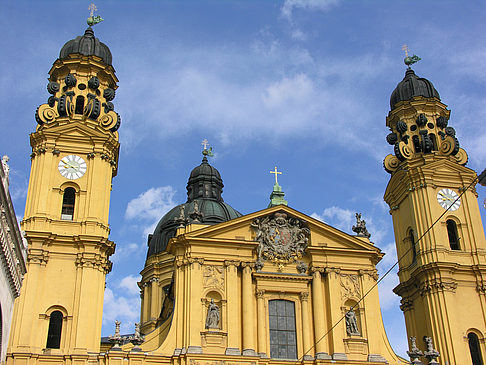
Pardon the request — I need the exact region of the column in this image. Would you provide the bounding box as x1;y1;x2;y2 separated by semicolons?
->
311;268;331;359
225;260;241;355
142;282;150;324
256;289;267;357
242;262;256;356
300;291;313;360
150;277;159;320
188;258;203;353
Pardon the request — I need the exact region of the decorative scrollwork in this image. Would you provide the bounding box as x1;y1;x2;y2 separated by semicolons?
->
439;136;457;156
454;148;468;165
65;73;77;87
103;101;114;113
110;113;121;132
436;116;448;128
395;141;412;161
99;111;121;132
386;132;398;145
88;76;100;89
445;127;455;136
84;95;101;120
57;94;74;117
103;87;116;101
396;120;407;134
383;154;400;173
251;211;310;265
416;113;427;127
47;82;60;94
35;104;58;124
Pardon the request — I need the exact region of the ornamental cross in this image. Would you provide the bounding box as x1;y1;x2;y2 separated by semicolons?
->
402;44;409;57
270;166;282;185
88;3;97;17
201;139;209;150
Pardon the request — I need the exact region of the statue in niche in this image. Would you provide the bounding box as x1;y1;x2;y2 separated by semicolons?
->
205;299;220;329
345;307;360;336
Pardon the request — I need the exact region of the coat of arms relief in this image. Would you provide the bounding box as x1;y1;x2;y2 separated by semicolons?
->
251;211;310;270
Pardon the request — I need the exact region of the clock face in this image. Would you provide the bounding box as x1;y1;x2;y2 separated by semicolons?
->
58;155;87;180
437;188;461;211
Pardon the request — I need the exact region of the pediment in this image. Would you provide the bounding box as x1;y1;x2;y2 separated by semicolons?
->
184;205;381;255
38;120;113;140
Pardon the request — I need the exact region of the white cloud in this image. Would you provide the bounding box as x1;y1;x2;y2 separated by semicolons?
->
376;266;400;310
291;28;307;41
281;0;341;20
262;73;314;108
103;287;140;336
311;206;355;233
112;242;141;263
125;186;177;236
115;39;392;162
119;275;141;295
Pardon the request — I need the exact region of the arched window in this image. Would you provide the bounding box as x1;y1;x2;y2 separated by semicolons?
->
75;95;84;115
46;311;63;349
269;300;297;359
61;188;75;220
468;333;484;365
410;230;417;262
446;220;460;250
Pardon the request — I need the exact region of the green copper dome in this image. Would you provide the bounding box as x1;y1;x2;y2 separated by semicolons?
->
146;156;241;257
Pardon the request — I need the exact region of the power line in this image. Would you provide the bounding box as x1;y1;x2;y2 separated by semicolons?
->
295;175;479;362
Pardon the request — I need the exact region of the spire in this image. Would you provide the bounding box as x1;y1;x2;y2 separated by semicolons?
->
268;166;288;208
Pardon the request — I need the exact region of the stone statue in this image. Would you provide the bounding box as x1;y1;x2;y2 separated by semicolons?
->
345;307;360;336
175;205;187;228
108;320;123;349
2;155;10;185
407;336;423;364
352;213;371;238
423;336;440;364
205;299;220;329
189;200;203;223
129;322;145;349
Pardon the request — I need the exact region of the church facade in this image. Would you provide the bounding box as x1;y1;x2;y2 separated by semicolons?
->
6;23;486;365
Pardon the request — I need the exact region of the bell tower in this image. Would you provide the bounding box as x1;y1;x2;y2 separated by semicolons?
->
384;57;486;364
7;20;121;359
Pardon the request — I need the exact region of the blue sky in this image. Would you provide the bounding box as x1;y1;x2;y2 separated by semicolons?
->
2;0;486;358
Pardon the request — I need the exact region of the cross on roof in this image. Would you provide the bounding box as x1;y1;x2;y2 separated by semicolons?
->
88;3;97;17
270;166;282;185
201;139;209;150
402;44;409;57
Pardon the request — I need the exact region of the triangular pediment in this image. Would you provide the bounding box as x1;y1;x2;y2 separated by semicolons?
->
37;120;114;140
420;158;475;176
184;204;381;255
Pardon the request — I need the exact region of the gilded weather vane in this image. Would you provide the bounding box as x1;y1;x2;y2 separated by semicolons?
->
201;138;214;157
270;166;282;185
402;44;421;68
87;3;104;26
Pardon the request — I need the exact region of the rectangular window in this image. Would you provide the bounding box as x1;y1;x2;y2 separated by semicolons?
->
269;300;297;359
